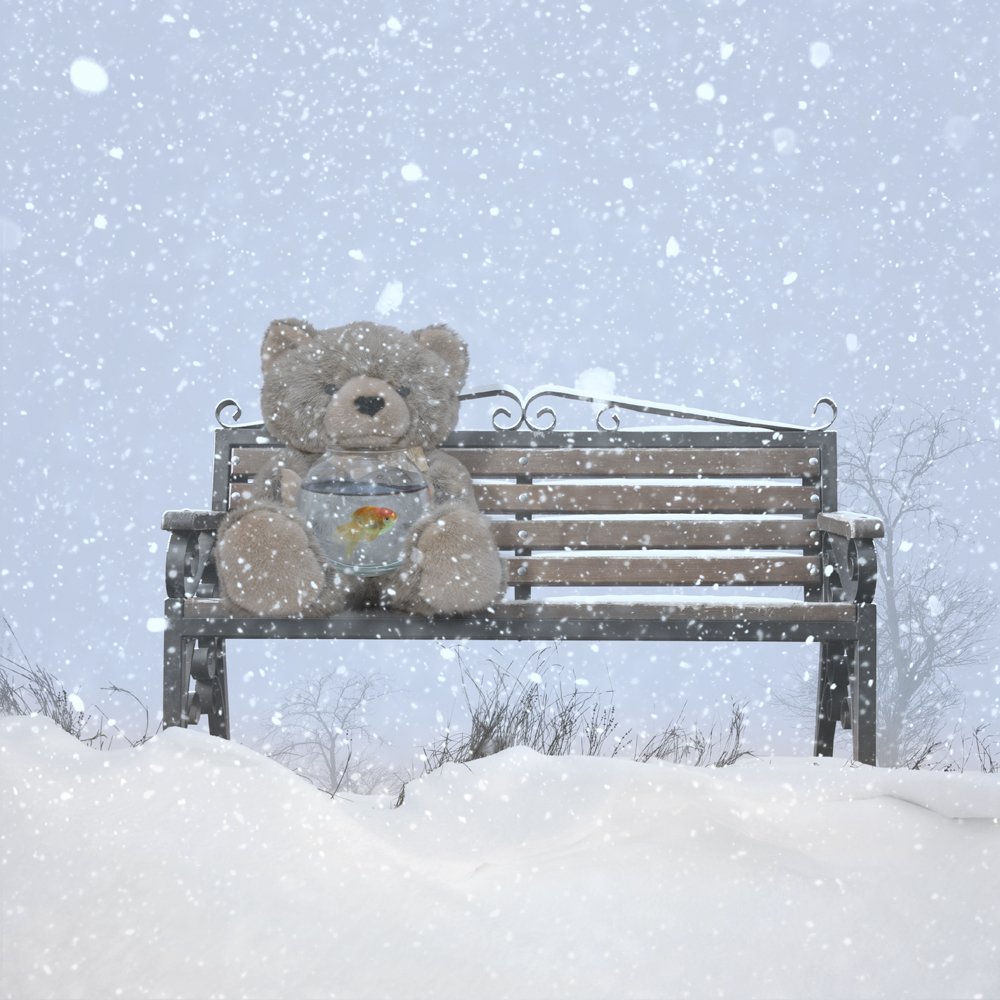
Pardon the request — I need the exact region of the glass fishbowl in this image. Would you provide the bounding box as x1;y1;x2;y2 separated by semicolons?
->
297;450;431;576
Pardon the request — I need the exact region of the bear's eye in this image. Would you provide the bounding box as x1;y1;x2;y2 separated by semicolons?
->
397;385;411;398
322;383;338;396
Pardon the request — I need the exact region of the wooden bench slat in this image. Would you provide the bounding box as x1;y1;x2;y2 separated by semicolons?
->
474;483;820;516
493;599;851;622
492;599;853;622
503;554;819;587
491;518;818;550
444;447;820;479
230;446;822;480
228;486;254;511
177;596;856;624
228;447;277;479
166;509;819;552
227;482;821;516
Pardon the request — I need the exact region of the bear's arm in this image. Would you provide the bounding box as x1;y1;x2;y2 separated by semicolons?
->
426;450;479;508
251;448;314;506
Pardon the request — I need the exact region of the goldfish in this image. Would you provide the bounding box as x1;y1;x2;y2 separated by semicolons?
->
335;505;398;558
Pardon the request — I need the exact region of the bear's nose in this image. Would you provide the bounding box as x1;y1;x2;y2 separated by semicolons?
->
354;394;386;417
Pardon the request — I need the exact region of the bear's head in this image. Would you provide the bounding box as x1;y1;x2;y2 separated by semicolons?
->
259;319;469;454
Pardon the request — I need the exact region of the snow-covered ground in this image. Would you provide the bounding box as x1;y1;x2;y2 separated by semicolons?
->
2;717;998;999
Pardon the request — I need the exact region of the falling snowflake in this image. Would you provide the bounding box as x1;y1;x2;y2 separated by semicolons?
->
69;58;109;94
376;281;404;315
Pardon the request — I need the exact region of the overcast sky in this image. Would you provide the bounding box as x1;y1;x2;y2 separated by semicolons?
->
3;1;997;753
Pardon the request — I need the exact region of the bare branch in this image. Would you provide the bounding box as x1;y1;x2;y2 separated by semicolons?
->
257;671;394;796
835;404;997;766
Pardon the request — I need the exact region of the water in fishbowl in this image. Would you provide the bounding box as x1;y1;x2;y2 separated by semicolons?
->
299;477;430;575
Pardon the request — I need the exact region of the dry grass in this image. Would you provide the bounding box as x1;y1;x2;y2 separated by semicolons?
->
1;616;155;749
420;645;754;774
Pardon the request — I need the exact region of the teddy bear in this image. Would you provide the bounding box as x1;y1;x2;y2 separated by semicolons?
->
215;318;505;617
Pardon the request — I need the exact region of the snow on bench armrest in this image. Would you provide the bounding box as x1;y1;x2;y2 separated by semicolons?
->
161;509;226;532
817;511;884;539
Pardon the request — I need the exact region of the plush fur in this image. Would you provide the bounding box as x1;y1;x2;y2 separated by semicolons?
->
216;319;504;617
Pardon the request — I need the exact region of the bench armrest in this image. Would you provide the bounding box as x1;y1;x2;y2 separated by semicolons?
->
819;515;879;604
162;509;226;532
163;510;223;599
817;511;884;540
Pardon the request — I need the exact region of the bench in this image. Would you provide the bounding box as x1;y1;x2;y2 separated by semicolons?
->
162;385;883;765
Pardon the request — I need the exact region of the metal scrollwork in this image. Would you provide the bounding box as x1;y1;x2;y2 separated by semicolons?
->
522;388;564;431
812;396;838;431
458;385;526;430
165;530;219;599
214;385;838;433
186;638;229;738
459;385;840;433
215;398;243;429
823;535;878;605
596;406;622;432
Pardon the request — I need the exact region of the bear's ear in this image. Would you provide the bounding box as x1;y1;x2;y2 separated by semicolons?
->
261;318;316;372
413;324;469;384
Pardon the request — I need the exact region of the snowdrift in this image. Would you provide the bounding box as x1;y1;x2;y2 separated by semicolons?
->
2;717;998;998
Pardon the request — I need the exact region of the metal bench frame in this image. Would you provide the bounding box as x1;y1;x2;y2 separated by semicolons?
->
162;386;881;764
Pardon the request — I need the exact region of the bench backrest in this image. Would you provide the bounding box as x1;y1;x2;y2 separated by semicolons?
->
211;406;838;602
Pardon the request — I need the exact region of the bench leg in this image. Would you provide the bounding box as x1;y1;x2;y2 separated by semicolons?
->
163;630;191;729
850;605;877;766
814;641;852;757
194;638;230;740
163;633;231;739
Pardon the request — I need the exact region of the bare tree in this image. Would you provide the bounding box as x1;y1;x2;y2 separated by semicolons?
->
259;671;395;796
838;405;997;766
